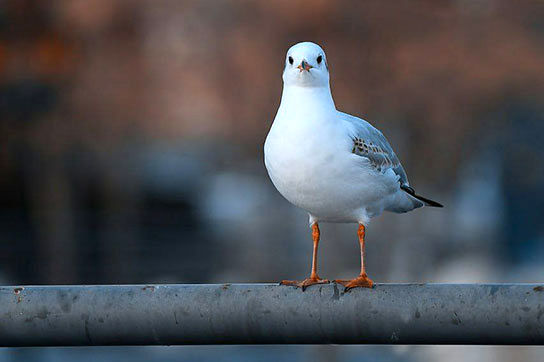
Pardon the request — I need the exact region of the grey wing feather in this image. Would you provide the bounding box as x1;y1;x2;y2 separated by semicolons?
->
340;112;409;187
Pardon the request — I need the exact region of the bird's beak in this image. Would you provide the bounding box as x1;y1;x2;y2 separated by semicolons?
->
297;60;313;72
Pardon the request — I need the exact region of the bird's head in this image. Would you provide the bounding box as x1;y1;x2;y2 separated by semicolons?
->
283;42;329;88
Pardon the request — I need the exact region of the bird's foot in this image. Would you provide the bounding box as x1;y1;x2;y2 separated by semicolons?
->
280;276;329;291
334;274;374;290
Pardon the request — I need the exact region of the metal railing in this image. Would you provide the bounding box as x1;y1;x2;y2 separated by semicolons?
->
1;283;543;346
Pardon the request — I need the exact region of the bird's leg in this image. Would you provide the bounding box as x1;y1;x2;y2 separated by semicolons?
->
335;224;374;290
280;222;329;291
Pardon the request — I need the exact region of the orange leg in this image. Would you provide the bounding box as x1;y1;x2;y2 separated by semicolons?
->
335;224;374;290
281;222;329;291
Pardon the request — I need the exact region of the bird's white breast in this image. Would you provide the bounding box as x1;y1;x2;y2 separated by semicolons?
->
265;110;389;223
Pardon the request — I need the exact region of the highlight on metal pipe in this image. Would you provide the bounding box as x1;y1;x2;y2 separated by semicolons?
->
1;283;543;346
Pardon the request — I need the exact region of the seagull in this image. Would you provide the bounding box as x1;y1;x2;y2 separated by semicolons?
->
264;42;442;290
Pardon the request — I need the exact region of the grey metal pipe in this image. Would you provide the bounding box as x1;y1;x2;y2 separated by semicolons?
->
0;283;543;346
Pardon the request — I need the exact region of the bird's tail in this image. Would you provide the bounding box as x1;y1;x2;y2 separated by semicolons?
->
401;185;443;208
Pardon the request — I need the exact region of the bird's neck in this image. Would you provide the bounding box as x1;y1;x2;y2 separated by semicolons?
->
278;85;336;117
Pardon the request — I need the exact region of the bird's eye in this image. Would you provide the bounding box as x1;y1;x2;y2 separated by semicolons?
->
317;55;322;64
288;56;294;65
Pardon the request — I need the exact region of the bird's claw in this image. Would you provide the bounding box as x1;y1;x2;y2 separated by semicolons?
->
280;277;330;291
334;274;374;291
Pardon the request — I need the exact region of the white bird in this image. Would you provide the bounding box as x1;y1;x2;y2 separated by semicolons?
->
264;42;442;290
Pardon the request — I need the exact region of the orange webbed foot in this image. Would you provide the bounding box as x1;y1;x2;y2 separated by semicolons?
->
334;274;374;290
280;276;330;291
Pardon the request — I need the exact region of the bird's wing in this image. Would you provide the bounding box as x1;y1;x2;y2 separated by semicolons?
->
339;112;410;187
340;112;443;208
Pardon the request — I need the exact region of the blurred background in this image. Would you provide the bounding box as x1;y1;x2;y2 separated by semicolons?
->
1;0;543;361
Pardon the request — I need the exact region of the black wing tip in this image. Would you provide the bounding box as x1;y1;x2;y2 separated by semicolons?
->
420;198;444;208
401;185;444;208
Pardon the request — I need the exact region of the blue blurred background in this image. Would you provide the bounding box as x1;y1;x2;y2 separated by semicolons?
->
0;0;543;360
